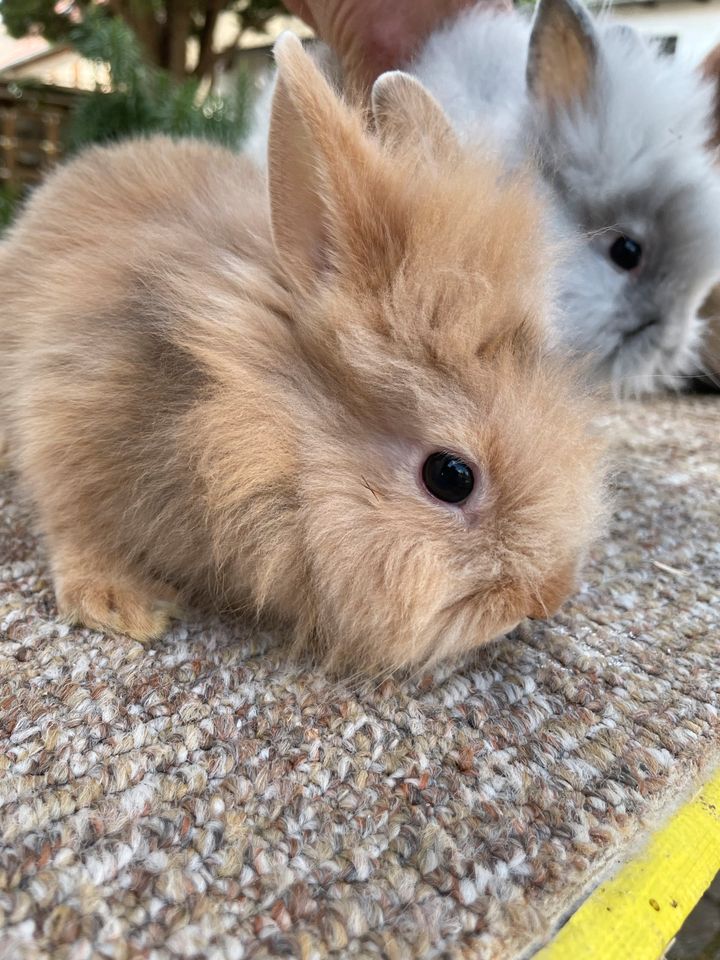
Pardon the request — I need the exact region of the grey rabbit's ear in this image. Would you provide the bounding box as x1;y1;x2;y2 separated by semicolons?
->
527;0;599;115
371;71;459;159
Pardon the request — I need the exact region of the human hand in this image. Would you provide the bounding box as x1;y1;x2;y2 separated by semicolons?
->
283;0;510;88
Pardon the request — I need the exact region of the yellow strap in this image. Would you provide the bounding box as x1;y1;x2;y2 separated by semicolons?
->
535;768;720;960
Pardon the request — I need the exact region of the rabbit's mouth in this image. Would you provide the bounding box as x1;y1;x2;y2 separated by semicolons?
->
604;315;658;369
622;315;659;341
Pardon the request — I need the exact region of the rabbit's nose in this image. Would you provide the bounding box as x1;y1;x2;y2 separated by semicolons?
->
527;596;565;621
526;562;578;621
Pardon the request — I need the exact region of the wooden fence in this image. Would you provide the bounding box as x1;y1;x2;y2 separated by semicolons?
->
0;81;81;190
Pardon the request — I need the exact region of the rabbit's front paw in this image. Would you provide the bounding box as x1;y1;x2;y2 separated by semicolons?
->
56;571;184;642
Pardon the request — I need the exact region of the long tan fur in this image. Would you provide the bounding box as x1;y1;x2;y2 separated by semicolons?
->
0;35;606;673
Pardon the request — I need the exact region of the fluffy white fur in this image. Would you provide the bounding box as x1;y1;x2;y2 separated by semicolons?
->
411;0;720;394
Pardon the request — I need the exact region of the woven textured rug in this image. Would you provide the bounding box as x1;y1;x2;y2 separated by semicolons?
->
1;395;718;960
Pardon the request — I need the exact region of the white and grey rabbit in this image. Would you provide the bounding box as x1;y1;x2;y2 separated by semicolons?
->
410;0;720;394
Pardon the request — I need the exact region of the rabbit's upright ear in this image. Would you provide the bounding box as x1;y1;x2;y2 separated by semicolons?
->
526;0;598;115
268;34;405;294
371;71;458;160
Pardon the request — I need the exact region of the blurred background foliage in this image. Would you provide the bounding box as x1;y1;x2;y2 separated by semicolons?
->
0;181;21;229
0;0;289;229
66;12;251;151
1;0;286;84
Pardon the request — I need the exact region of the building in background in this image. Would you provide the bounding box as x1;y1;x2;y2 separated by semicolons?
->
596;0;720;62
0;23;105;88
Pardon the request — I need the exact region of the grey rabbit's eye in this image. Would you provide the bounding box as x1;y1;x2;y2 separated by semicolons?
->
609;235;642;271
422;453;475;505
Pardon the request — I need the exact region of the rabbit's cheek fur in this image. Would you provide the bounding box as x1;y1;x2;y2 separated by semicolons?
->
549;176;720;393
558;270;701;395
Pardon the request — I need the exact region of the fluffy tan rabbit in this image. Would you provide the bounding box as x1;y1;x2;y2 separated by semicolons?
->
0;35;605;672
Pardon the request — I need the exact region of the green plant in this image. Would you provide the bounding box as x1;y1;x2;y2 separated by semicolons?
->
0;183;22;232
65;13;251;151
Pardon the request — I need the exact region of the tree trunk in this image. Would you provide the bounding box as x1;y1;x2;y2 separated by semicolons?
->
194;0;225;83
107;0;165;71
163;0;192;80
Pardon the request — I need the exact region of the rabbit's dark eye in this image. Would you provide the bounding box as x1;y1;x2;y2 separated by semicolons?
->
609;235;642;271
422;453;474;505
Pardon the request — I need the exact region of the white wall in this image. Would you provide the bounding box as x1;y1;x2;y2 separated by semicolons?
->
605;0;720;64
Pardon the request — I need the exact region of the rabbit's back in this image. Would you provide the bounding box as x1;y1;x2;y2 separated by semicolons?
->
0;136;273;396
0;136;270;307
0;137;295;600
